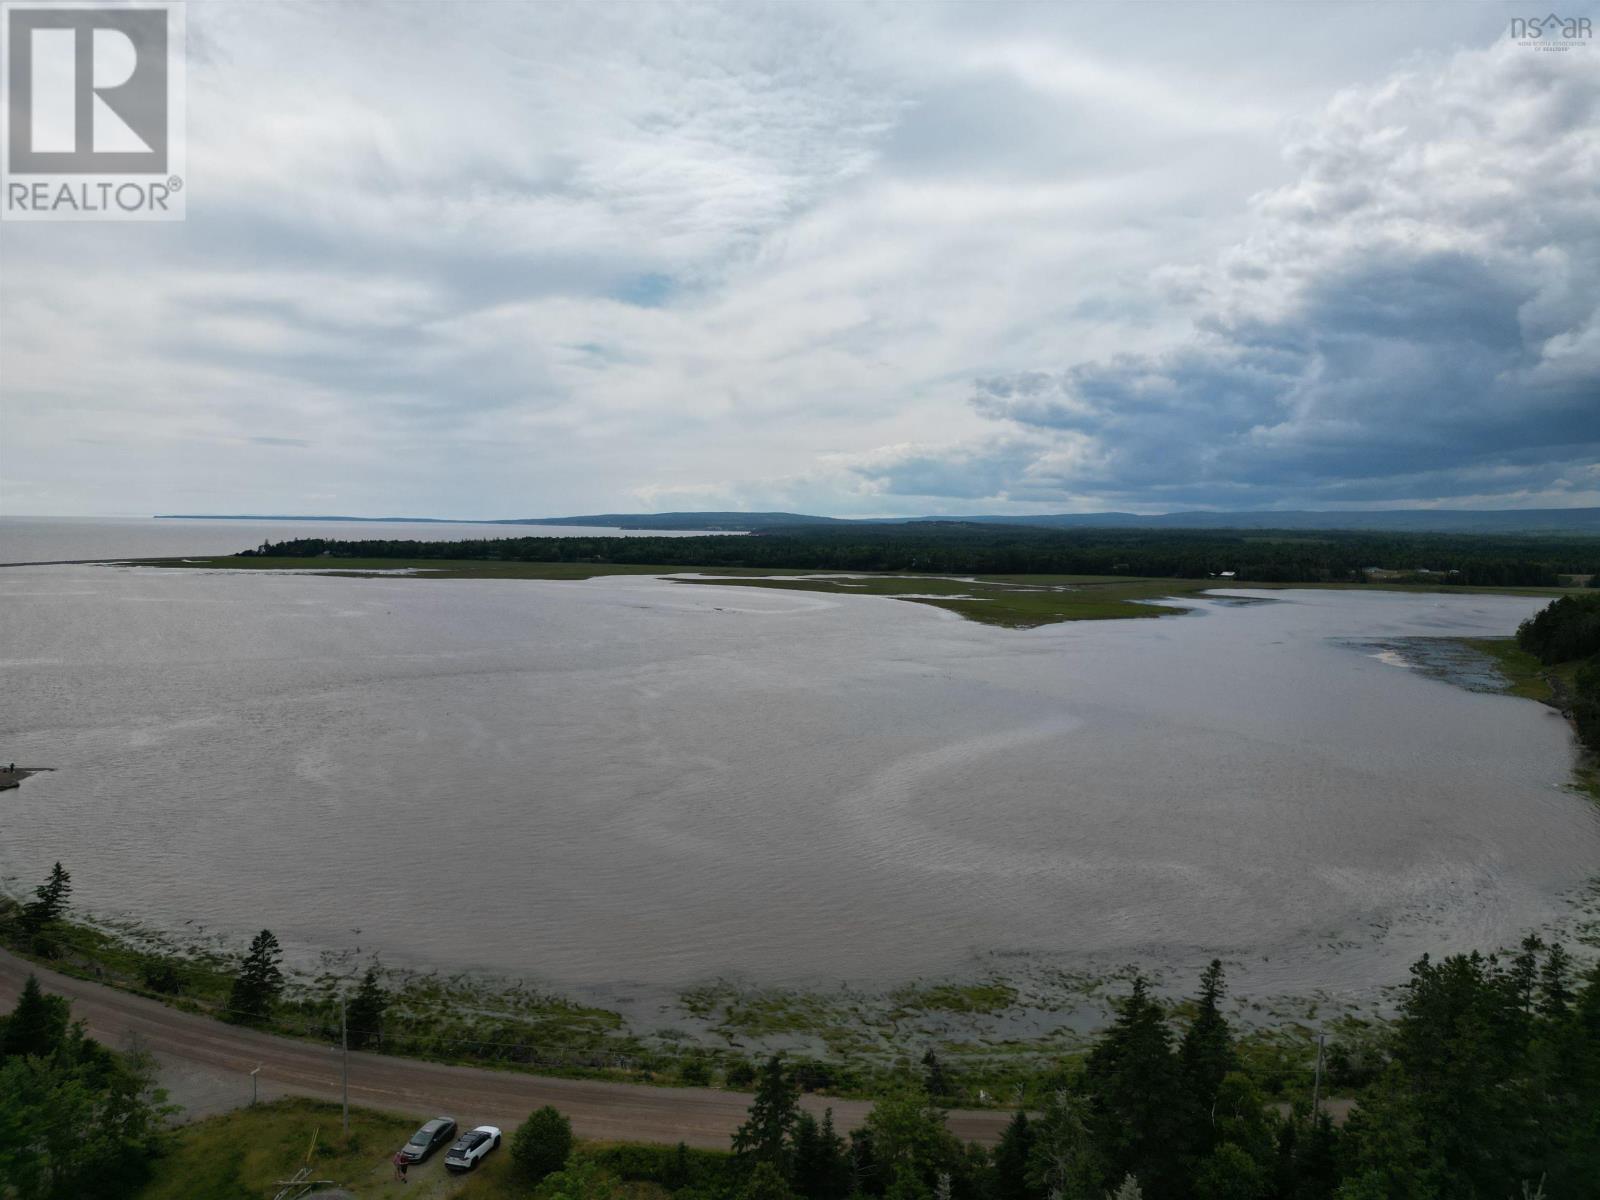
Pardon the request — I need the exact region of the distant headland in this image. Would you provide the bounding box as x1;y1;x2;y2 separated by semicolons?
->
152;507;1600;534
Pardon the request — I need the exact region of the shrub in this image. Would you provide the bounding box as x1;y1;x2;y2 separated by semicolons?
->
512;1104;574;1185
579;1140;730;1189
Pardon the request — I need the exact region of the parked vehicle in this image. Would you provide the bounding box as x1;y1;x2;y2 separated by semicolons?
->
397;1117;458;1164
444;1125;503;1173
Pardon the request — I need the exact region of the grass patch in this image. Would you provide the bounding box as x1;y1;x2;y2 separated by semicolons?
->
135;1098;674;1200
888;982;1019;1017
138;1097;419;1200
1458;638;1564;702
675;574;1207;627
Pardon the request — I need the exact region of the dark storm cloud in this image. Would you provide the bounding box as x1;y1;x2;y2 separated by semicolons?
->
859;41;1600;509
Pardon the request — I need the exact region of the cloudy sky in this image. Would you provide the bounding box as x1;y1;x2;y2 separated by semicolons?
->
2;1;1596;518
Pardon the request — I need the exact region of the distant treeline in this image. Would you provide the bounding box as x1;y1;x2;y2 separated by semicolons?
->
1518;592;1600;753
240;526;1600;586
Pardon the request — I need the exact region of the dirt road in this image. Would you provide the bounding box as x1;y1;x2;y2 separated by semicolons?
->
0;948;1013;1148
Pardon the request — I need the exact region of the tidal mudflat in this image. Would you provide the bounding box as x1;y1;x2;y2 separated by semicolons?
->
1;561;1593;1024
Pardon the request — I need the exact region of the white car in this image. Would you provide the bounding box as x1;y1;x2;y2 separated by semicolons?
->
443;1125;502;1173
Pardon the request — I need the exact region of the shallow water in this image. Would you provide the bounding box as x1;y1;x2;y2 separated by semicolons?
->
0;558;1592;1003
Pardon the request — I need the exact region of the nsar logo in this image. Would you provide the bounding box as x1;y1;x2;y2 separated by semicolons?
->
1509;12;1593;50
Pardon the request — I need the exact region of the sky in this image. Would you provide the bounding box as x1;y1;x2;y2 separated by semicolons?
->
1;1;1596;519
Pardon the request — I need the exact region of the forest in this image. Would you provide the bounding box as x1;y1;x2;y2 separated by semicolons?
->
238;525;1600;587
1517;592;1600;753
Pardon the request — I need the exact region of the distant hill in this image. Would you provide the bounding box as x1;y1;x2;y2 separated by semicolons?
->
157;507;1600;534
503;511;853;530
930;508;1600;534
515;507;1600;534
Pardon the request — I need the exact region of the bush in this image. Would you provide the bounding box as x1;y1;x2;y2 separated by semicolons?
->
512;1105;574;1185
681;1053;713;1086
141;958;185;995
725;1059;757;1088
579;1140;730;1189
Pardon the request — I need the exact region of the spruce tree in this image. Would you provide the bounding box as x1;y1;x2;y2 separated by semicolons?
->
2;975;68;1059
1178;961;1238;1163
20;862;72;934
1537;943;1573;1020
794;1109;850;1200
991;1110;1035;1200
1083;977;1183;1199
228;929;284;1023
344;964;388;1050
733;1055;801;1175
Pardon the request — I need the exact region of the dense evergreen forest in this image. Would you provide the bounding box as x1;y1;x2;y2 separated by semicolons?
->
240;525;1600;586
1518;593;1600;753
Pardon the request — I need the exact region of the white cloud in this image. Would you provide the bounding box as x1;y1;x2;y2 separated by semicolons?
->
1;2;1591;517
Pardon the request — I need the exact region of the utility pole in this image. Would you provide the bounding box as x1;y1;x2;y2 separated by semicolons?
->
340;996;349;1136
1310;1032;1326;1120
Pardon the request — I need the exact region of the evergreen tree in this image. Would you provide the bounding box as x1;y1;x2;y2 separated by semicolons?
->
1083;978;1183;1199
922;1048;952;1101
2;975;69;1060
511;1105;574;1184
1272;1110;1339;1200
1106;1177;1143;1200
1178;961;1237;1158
734;1056;802;1176
794;1108;850;1200
990;1111;1035;1200
344;964;388;1051
1335;1064;1439;1200
1537;943;1573;1020
227;929;284;1024
1508;934;1543;1016
20;862;72;935
1539;960;1600;1197
1387;952;1529;1196
1026;1089;1100;1200
849;1127;879;1197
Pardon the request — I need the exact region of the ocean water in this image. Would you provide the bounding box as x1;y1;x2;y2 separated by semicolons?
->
0;542;1592;1001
